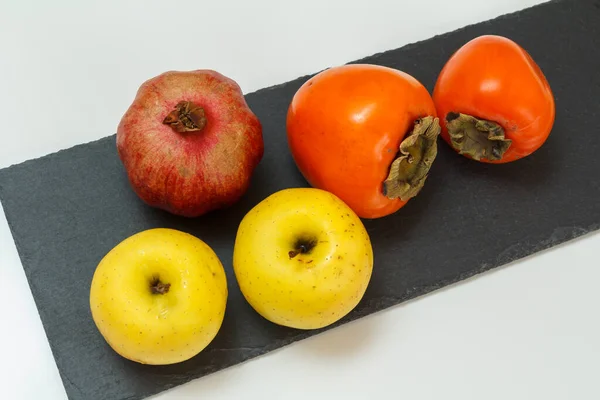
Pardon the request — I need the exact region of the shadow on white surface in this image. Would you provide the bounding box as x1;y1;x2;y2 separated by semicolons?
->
300;313;385;359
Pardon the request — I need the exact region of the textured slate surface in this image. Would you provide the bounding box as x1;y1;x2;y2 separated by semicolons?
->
1;0;599;399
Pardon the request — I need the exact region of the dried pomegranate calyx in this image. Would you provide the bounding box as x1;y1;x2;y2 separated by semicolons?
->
163;101;207;133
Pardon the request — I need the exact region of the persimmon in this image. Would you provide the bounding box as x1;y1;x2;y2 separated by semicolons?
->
286;64;440;219
433;35;555;163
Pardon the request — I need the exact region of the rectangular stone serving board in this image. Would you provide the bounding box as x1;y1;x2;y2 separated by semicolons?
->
1;0;599;399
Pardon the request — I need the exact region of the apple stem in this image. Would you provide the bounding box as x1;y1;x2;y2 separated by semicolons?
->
163;101;207;133
382;116;441;201
445;112;511;161
150;280;171;295
289;238;317;259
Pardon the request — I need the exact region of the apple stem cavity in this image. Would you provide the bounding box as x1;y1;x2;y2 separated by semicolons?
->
150;277;171;295
382;115;441;201
163;101;207;133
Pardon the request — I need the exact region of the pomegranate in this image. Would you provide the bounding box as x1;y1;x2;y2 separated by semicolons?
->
116;70;264;217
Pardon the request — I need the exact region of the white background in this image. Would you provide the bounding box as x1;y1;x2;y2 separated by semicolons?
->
1;0;598;399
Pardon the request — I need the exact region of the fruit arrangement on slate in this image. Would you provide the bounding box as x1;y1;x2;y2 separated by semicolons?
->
89;34;555;366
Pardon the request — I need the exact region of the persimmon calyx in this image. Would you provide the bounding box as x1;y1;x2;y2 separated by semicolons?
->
163;101;207;133
445;112;511;161
383;116;440;201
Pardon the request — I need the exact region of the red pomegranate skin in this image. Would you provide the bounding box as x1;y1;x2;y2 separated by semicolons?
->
116;70;263;217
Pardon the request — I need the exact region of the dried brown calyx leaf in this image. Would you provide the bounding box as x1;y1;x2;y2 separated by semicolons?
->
445;112;511;161
383;116;441;201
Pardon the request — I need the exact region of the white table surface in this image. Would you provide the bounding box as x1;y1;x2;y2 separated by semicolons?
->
1;0;598;399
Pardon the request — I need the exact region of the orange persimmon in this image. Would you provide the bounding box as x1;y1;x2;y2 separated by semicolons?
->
433;35;555;163
286;64;440;219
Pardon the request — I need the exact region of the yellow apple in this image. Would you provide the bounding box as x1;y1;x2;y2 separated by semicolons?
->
233;187;373;330
89;228;228;365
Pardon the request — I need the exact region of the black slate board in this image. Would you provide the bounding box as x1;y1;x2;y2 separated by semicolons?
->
1;0;599;399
